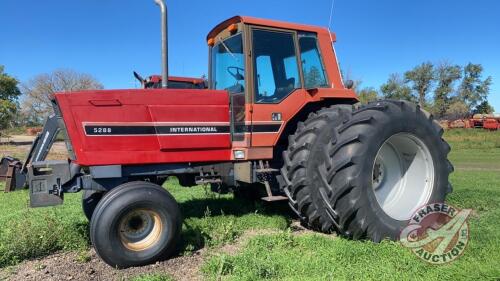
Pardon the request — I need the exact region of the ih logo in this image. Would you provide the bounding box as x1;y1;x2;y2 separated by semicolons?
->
400;203;472;264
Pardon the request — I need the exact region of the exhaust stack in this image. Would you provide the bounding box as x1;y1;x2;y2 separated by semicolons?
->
154;0;168;88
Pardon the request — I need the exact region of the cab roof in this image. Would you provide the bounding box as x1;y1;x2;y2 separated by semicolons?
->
207;16;335;41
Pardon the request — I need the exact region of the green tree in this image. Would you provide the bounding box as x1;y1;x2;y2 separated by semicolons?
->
357;87;379;104
0;65;21;101
0;100;17;129
473;100;495;115
433;63;462;118
404;62;435;107
445;98;469;119
304;66;323;88
0;65;22;130
458;63;492;112
380;73;415;102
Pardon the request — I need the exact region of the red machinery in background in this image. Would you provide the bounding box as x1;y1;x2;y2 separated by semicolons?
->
483;118;500;130
445;114;500;130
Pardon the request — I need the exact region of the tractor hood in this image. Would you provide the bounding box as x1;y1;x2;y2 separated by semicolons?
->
54;88;232;166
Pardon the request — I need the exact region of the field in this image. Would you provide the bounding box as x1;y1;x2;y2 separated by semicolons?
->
0;129;499;280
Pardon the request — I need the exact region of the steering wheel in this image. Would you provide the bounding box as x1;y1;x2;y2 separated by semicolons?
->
227;66;245;81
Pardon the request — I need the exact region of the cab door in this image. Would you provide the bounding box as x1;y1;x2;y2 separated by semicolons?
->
248;27;305;147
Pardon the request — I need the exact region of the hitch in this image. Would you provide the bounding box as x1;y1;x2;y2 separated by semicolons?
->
1;112;63;193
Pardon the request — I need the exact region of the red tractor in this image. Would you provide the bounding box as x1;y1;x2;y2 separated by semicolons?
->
133;72;207;89
7;0;452;268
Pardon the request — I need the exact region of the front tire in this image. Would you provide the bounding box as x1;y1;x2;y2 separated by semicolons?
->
90;181;182;268
282;100;453;241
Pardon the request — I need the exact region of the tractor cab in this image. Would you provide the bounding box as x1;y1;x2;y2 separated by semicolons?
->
206;16;355;158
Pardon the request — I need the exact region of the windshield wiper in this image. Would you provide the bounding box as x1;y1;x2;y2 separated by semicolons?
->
218;36;239;62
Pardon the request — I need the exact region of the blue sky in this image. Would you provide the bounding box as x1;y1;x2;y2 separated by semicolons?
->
1;0;499;111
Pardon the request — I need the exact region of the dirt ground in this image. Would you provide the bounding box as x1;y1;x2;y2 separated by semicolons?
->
0;135;36;144
0;249;205;281
0;142;68;161
0;225;312;281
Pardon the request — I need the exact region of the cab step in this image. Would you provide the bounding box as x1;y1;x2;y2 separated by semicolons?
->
257;161;287;202
261;195;288;202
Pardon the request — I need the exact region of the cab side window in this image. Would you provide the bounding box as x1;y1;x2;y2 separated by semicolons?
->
298;32;328;88
253;29;301;103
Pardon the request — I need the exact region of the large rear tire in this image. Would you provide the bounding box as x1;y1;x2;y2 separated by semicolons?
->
281;100;453;241
90;181;182;268
281;105;352;231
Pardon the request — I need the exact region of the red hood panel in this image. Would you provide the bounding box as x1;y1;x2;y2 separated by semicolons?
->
55;89;232;166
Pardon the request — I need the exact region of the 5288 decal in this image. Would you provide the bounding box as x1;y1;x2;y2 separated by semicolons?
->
93;127;112;134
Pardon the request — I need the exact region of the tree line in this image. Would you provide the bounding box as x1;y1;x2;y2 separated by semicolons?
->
355;62;494;119
0;62;496;131
0;66;103;130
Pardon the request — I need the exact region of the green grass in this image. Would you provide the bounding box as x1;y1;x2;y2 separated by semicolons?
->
0;179;289;268
202;170;500;281
173;181;289;253
445;130;500;171
0;129;499;280
448;148;500;171
0;145;26;160
445;129;500;150
0;127;29;137
0;185;88;267
201;130;500;280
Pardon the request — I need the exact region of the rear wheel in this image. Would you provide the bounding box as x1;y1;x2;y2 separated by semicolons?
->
371;133;435;221
90;181;182;268
281;100;453;241
281;105;352;231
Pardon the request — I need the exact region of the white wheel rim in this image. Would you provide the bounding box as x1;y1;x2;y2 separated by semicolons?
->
372;133;435;221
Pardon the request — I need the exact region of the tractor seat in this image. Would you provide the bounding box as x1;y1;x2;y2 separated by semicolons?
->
274;77;296;100
226;83;245;94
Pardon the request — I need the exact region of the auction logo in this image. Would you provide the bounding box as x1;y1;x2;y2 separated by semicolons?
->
400;203;472;264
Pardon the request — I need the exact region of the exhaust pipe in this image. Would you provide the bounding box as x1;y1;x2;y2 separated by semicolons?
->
154;0;169;88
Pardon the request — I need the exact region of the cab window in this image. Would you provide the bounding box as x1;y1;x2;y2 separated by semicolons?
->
252;29;301;103
211;33;245;94
211;33;246;140
298;32;328;88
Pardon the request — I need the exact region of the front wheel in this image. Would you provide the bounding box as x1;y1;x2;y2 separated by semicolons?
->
90;181;182;268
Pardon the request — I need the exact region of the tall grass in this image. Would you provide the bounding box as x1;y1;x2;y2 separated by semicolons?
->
0;188;88;267
444;129;500;149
